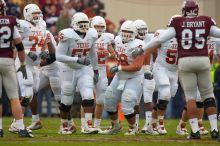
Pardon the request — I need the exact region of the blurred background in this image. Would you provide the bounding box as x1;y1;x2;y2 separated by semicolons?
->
2;0;220;119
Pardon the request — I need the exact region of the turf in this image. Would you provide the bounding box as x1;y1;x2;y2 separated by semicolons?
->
0;117;219;146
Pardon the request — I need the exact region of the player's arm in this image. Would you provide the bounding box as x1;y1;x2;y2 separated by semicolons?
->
107;44;116;58
210;26;220;38
89;43;99;71
143;28;175;52
120;54;145;72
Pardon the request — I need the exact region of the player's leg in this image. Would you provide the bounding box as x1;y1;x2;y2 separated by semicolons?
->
94;69;108;133
142;77;157;135
2;60;32;137
122;75;143;135
0;75;3;137
197;57;219;139
103;75;122;134
176;106;188;135
178;57;200;139
59;67;75;134
77;67;98;134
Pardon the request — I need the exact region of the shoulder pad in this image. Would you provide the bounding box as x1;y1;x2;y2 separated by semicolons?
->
132;39;144;49
87;28;98;39
17;20;28;33
103;33;115;44
58;28;74;42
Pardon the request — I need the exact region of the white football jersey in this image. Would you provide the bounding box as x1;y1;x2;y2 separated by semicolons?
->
95;33;114;67
155;38;178;71
115;35;144;79
18;19;47;66
57;28;98;69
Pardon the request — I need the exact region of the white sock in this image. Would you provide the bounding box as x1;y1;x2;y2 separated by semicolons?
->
145;111;152;126
81;117;85;128
32;114;40;122
136;114;139;128
208;114;218;131
0;118;2;129
189;118;199;133
94;118;101;128
15;119;25;130
85;113;92;127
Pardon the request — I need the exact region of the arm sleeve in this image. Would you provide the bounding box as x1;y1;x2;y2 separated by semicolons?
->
56;40;78;63
210;26;220;38
13;26;21;39
143;27;176;51
89;43;98;70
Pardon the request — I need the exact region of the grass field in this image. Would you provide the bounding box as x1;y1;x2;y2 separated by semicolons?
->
0;117;219;146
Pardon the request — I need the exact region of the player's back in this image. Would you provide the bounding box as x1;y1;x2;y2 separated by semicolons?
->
169;15;216;58
0;15;17;58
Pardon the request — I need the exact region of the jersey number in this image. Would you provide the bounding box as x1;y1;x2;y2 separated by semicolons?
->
0;26;11;48
29;36;45;51
166;49;177;64
181;29;205;50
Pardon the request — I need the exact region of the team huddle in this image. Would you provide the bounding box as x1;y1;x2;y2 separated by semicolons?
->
0;0;220;141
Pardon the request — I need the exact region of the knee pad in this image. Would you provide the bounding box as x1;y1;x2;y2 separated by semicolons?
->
124;113;135;119
81;89;94;100
20;97;31;107
59;103;72;113
159;85;171;101
157;99;169;110
196;101;204;108
121;89;137;115
107;111;118;115
204;98;216;109
82;99;94;107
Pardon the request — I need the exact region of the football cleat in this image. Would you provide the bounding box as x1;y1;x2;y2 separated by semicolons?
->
141;123;148;133
68;121;77;134
102;123;122;135
145;125;159;135
124;127;138;136
27;121;42;130
18;129;34;138
0;129;3;137
211;129;219;139
9;122;32;133
187;131;200;140
199;126;208;135
58;122;72;135
176;126;188;135
157;124;167;135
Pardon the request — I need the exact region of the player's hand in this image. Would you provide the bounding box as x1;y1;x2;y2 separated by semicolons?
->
131;48;144;58
93;70;99;85
39;51;49;60
110;66;119;73
77;57;90;66
17;64;27;79
27;52;38;61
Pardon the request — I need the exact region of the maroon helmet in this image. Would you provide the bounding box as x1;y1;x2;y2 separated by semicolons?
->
0;0;6;15
182;0;199;17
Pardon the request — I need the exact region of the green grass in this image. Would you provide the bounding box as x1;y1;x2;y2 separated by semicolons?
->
0;117;219;146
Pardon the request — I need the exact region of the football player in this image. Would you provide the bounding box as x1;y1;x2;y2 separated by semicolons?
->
0;0;32;137
132;0;220;140
56;12;99;134
103;20;145;135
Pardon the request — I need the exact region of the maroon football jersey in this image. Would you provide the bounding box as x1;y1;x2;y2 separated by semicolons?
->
168;16;216;58
0;15;17;58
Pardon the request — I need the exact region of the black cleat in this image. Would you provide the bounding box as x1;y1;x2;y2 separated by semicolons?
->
211;129;219;139
187;131;200;140
0;129;3;137
18;129;34;138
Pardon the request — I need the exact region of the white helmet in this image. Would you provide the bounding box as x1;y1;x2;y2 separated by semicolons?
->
23;4;42;24
120;20;137;43
133;19;148;40
91;16;106;36
71;12;89;33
